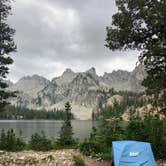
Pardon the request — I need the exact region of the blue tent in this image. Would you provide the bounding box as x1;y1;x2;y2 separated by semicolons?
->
112;141;156;166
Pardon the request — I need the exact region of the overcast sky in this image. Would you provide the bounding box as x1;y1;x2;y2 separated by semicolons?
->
8;0;139;82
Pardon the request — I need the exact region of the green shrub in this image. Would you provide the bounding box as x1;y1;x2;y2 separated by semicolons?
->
0;129;26;151
79;139;103;156
79;119;124;158
24;157;39;165
29;132;52;151
73;155;85;166
53;140;78;150
126;115;166;159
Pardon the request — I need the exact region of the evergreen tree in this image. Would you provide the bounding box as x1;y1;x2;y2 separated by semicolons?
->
57;102;74;146
0;0;16;111
0;129;7;149
105;0;166;114
0;129;26;151
29;132;52;151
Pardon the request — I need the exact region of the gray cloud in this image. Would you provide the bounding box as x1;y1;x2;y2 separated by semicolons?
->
8;0;139;82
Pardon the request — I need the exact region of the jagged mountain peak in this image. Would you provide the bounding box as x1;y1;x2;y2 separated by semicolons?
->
19;74;49;83
9;74;50;100
112;69;130;74
104;69;130;77
52;68;77;86
71;71;99;87
62;68;75;76
86;67;97;76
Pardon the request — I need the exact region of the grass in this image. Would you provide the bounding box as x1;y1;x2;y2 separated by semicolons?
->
73;155;85;166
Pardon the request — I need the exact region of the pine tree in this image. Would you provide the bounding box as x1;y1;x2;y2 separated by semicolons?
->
105;0;166;114
0;129;7;150
0;0;16;111
58;102;74;146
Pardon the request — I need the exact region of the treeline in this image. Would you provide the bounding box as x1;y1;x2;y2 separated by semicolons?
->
93;91;149;120
0;106;74;120
116;91;147;108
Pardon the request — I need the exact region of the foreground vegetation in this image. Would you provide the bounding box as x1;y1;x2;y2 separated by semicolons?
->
80;102;166;160
0;129;77;152
73;155;85;166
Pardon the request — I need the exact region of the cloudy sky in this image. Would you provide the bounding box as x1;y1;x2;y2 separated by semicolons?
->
8;0;139;82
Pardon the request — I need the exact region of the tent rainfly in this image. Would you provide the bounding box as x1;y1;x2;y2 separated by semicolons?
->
111;141;156;166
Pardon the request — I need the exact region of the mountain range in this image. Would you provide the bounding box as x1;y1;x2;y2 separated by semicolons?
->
7;65;146;120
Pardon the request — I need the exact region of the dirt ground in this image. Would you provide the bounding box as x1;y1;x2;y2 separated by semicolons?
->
0;149;165;166
0;149;109;166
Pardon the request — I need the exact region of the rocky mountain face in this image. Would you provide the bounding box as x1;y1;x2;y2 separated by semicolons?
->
101;70;131;90
8;75;50;108
7;65;146;119
101;65;146;92
52;68;77;86
128;64;146;92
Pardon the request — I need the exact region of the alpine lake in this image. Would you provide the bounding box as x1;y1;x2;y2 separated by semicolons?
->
0;120;97;141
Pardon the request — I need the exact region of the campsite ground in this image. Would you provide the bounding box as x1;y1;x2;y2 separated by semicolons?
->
0;149;165;166
0;149;109;166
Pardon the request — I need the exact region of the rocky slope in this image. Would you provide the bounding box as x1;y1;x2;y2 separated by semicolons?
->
0;150;164;166
7;65;146;119
8;75;50;108
0;149;109;166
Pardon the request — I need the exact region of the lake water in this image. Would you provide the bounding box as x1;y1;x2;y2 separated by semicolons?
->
0;120;97;141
